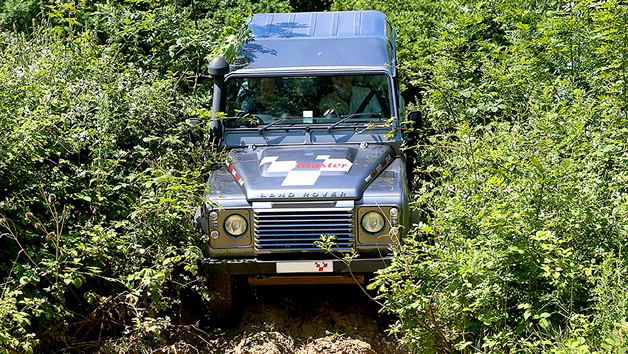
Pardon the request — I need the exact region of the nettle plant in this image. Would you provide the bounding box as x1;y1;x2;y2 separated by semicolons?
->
1;190;74;351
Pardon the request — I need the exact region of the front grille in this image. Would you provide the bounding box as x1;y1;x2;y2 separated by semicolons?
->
254;210;354;252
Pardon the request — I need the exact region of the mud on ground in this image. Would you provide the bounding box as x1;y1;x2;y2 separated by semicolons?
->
189;283;408;354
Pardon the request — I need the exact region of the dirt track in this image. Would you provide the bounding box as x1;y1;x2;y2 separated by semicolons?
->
201;283;408;354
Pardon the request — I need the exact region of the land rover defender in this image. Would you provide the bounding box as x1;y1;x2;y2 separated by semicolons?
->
194;11;417;313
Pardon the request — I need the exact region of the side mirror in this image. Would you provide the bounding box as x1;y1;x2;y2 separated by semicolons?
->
188;118;204;144
408;110;422;130
406;110;423;144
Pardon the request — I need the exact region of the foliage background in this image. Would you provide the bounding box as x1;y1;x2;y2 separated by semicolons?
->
1;0;627;353
0;0;289;352
340;0;628;352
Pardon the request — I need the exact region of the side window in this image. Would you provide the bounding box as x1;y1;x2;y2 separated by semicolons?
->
385;22;394;64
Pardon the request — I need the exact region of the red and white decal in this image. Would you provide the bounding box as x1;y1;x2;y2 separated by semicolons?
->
364;154;392;183
315;261;330;272
260;155;353;186
227;163;245;185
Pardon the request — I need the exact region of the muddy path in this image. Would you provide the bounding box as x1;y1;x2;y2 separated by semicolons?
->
198;283;409;354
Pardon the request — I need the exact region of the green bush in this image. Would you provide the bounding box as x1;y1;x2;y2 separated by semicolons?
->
0;0;45;32
0;0;292;350
0;27;200;352
0;0;300;348
362;0;628;351
0;2;247;350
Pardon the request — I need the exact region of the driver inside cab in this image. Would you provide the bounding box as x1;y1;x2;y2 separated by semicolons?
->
319;76;382;117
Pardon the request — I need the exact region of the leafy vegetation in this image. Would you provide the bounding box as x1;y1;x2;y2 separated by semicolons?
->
1;0;627;352
0;0;291;352
355;0;628;351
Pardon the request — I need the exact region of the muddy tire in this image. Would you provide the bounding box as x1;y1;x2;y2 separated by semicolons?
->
207;274;235;315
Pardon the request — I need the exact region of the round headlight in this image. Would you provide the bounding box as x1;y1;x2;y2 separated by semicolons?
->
361;211;385;234
224;214;247;237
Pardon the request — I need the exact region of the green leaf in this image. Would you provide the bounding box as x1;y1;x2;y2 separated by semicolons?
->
539;318;549;329
72;277;83;289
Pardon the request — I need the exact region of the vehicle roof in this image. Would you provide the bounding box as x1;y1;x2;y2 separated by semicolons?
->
231;11;395;76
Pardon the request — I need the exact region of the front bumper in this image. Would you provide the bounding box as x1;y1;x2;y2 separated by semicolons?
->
201;257;391;275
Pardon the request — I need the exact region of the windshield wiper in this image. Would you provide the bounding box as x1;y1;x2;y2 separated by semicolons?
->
258;116;295;132
326;112;380;132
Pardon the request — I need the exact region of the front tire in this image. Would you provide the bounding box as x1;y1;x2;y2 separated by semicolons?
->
207;274;235;315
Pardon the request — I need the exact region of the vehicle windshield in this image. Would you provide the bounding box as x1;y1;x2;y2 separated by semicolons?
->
224;75;391;127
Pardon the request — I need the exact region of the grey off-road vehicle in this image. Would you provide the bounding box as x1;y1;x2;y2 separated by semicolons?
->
194;10;419;314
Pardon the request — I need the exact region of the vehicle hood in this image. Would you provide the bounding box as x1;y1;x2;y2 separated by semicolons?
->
225;144;395;201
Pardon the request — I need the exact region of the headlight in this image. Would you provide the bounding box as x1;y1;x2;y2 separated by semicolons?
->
224;214;247;237
361;211;385;234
